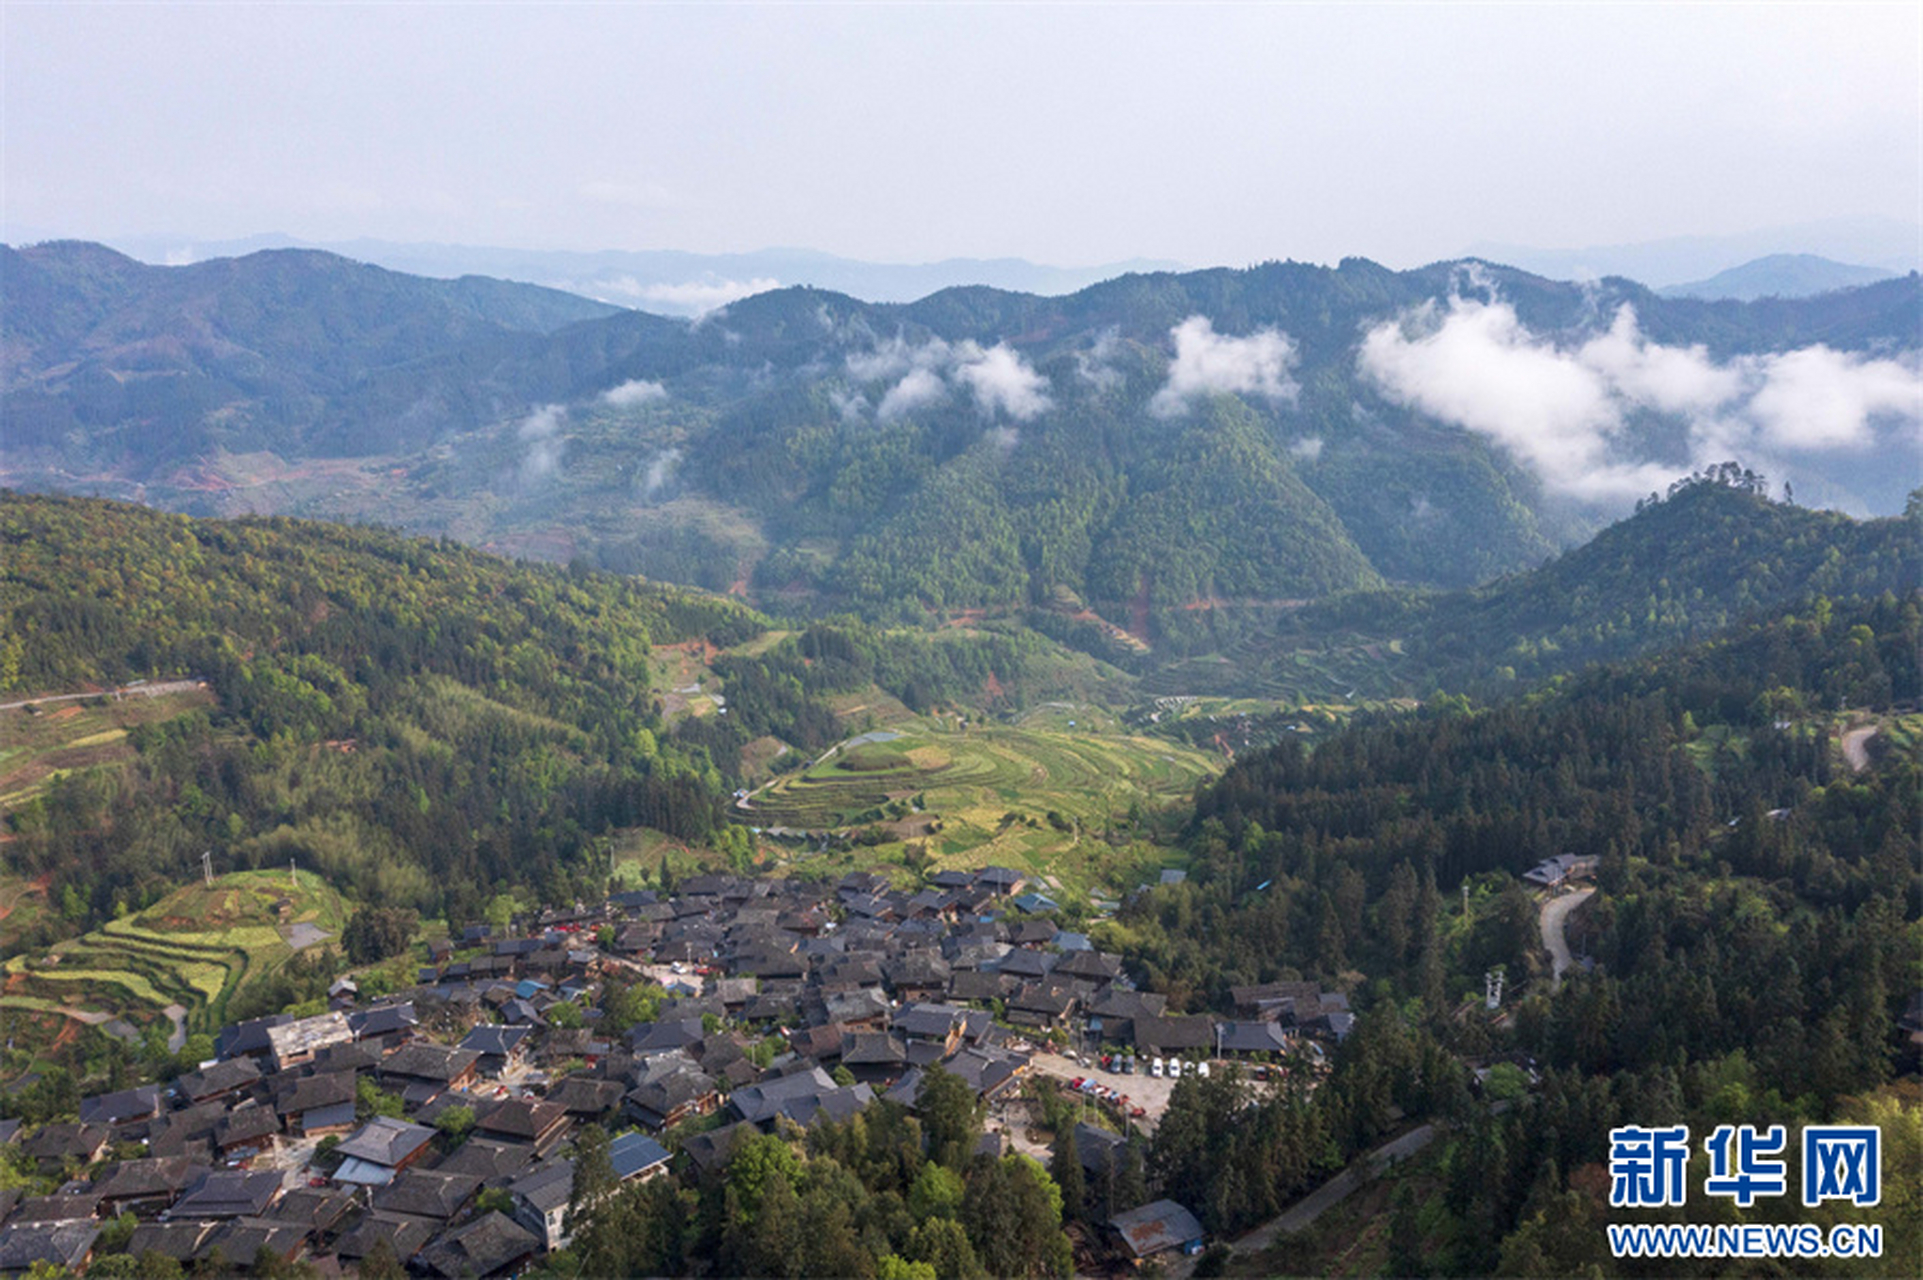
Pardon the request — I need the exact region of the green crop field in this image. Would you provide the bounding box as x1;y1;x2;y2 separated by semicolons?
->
0;869;347;1042
737;711;1220;898
0;687;217;817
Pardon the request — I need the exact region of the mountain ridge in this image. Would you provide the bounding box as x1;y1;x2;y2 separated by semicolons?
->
5;241;1918;646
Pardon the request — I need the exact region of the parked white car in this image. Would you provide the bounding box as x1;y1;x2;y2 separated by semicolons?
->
1197;1061;1211;1078
1151;1057;1165;1078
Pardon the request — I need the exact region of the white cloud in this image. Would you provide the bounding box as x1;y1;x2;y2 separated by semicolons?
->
1150;316;1299;417
955;343;1052;421
1357;295;1923;501
638;447;681;500
601;378;668;408
1076;327;1123;389
848;336;1052;424
877;367;949;421
1575;307;1741;415
829;386;869;423
1745;345;1922;452
634;277;780;315
516;404;566;483
846;336;951;383
1288;436;1325;461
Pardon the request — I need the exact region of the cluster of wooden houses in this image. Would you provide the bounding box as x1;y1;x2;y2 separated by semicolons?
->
0;865;1345;1275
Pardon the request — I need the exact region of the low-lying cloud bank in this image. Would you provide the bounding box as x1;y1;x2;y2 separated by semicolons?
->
1150;316;1299;418
517;404;567;484
601;378;668;408
576;274;780;315
1359;297;1923;500
847;337;1052;424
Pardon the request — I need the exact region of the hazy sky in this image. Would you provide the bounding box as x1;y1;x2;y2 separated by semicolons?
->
6;2;1918;268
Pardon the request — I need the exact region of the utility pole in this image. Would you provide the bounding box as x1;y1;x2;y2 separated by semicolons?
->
201;850;213;888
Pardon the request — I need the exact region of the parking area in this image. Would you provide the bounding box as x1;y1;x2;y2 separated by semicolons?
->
1024;1051;1195;1130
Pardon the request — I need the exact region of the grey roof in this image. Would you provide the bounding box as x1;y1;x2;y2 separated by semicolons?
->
1109;1199;1206;1258
93;1156;208;1205
1216;1021;1291;1054
609;1132;671;1181
374;1169;483;1222
381;1042;481;1083
170;1169;282;1219
334;1115;436;1169
728;1068;873;1128
415;1210;542;1278
0;1221;102;1272
892;1002;965;1039
335;1211;437;1263
77;1085;162;1127
460;1024;533;1057
432;1137;534;1183
506;1159;575;1214
174;1058;262;1103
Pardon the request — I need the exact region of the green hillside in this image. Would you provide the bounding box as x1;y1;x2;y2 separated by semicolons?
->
0;493;1132;941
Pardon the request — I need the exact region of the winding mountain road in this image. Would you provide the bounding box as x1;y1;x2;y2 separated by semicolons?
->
1840;725;1879;774
1540;887;1595;989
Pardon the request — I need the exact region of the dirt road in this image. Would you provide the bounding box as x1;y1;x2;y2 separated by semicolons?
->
1540;887;1595;989
1841;724;1879;773
1163;1123;1438;1277
0;679;205;713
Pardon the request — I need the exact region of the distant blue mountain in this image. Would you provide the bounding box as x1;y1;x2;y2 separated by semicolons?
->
1657;254;1901;301
92;234;1186;315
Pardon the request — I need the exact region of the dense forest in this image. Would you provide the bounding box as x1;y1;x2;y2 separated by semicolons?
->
1093;589;1921;1273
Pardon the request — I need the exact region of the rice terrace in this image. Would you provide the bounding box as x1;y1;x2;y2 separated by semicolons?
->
0;869;347;1051
737;708;1219;894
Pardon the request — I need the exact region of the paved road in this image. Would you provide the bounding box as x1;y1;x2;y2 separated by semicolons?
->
0;679;205;713
161;1004;188;1054
1164;1123;1438;1277
1841;725;1879;774
1540;887;1596;989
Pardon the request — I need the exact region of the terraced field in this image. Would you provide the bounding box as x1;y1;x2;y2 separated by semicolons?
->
0;685;216;816
0;870;346;1040
738;713;1219;897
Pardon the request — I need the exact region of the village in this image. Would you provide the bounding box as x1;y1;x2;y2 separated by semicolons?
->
0;865;1356;1276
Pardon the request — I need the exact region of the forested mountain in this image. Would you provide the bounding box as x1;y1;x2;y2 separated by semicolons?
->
1247;473;1922;698
0;492;1114;934
6;241;1917;652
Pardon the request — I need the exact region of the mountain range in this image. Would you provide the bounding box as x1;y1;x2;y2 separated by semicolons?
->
1658;254;1900;302
65;232;1186;316
4;239;1918;657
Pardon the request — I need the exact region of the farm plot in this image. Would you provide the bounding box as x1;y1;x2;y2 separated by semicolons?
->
0;870;345;1038
739;722;1218;896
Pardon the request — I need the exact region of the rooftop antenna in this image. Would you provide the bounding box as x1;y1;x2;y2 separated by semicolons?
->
201;850;214;888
